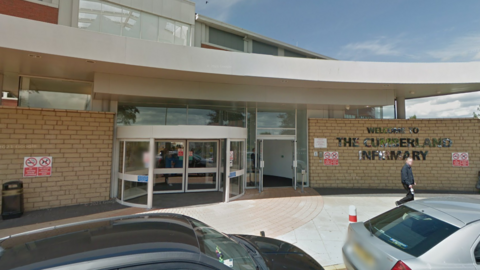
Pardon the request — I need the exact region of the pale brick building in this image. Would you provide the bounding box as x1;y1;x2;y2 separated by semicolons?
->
0;0;479;210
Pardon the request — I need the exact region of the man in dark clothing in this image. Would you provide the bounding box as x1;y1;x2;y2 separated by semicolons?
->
396;157;416;206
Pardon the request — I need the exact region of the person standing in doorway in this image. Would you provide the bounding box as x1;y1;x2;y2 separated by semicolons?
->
396;157;416;206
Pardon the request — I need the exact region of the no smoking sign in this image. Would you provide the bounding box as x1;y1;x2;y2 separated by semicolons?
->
324;151;339;166
23;156;53;177
452;152;469;167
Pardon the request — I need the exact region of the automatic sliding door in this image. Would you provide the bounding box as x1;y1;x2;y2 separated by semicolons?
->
229;140;245;199
118;141;150;207
153;141;185;193
186;141;218;192
257;139;264;193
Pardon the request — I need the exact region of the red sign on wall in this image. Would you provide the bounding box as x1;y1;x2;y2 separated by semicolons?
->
324;151;339;166
452;152;469;167
23;156;53;177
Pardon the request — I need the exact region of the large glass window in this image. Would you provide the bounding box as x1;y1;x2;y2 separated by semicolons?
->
141;12;158;41
18;77;92;110
246;108;256;187
122;9;141;38
208;27;244;51
285;50;306;58
78;0;191;46
296;108;308;185
117;104;244;127
257;109;295;128
188;107;222;126
253;40;278;56
117;104;187;126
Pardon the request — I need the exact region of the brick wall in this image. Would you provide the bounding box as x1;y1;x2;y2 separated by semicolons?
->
0;107;114;211
309;119;480;192
0;0;58;24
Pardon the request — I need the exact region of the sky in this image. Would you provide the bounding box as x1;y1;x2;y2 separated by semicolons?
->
190;0;480;118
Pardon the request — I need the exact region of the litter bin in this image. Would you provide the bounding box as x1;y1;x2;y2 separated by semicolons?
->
2;181;24;220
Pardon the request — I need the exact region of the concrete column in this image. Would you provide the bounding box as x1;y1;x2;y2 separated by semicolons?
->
397;96;406;119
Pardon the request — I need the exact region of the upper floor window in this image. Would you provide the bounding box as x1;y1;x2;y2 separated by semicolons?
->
208;27;244;51
78;0;191;46
18;77;92;111
252;40;278;56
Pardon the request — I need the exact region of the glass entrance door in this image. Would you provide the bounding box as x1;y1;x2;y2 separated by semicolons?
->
117;140;150;208
153;141;186;193
186;140;219;192
257;139;264;193
292;140;297;189
229;140;245;199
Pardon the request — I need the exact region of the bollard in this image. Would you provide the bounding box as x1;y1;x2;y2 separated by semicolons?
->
349;205;357;223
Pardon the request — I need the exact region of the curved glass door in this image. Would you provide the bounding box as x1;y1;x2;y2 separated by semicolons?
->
229;140;245;200
153;141;185;193
186;141;219;192
117;140;150;207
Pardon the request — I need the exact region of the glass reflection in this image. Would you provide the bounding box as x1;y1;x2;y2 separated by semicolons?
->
229;176;243;198
257;129;295;135
188;107;222;126
117;104;187;126
78;0;190;46
154;173;183;192
124;141;149;175
188;173;217;190
123;181;147;204
188;142;217;168
257;109;295;128
230;141;244;172
246;108;257;187
19;77;92;111
155;142;185;169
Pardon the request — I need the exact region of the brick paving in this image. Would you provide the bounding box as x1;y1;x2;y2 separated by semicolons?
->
148;187;323;238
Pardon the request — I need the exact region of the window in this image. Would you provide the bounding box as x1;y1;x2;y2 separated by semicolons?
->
117;104;244;127
365;206;459;257
284;50;306;58
188;218;257;270
252;40;278;56
78;0;191;46
208;27;244;51
18;77;92;110
117;104;187;126
475;240;480;264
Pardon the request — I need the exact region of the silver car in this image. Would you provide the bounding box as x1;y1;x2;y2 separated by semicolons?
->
343;197;480;270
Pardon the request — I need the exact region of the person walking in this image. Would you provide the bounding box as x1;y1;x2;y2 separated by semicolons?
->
396;157;416;206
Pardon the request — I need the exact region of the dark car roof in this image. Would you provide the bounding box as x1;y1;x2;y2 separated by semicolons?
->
0;213;201;270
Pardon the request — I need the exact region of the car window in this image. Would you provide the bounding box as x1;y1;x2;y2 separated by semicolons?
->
365;206;459;257
474;240;480;264
188;218;257;270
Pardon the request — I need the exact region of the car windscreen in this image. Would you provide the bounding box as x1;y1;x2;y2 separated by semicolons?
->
365;206;459;257
188;218;257;270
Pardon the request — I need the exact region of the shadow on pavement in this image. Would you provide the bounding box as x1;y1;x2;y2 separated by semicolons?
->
0;200;128;230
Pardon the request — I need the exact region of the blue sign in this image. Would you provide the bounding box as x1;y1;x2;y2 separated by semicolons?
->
137;175;148;182
229;171;236;178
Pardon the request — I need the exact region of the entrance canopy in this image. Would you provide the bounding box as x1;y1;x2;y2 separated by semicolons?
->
1;14;480;104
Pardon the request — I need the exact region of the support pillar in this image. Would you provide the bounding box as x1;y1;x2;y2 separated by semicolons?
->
397;97;406;119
